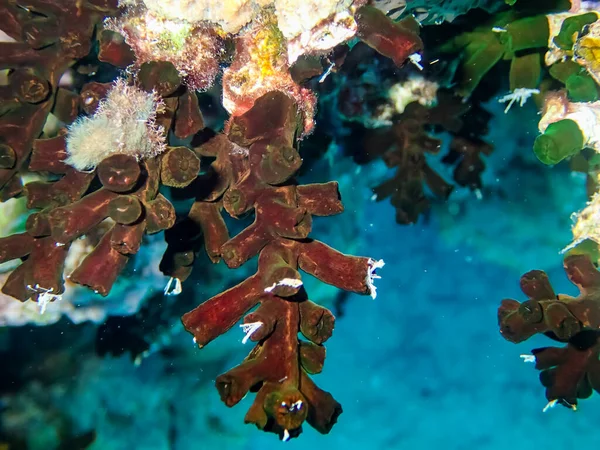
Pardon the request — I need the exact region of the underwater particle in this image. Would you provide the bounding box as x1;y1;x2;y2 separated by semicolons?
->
65;79;166;171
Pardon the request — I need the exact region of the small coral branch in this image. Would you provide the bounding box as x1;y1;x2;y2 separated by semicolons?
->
527;330;600;411
498;254;600;410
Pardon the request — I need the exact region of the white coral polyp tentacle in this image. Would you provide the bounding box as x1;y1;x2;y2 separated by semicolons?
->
264;277;303;293
542;399;558;413
498;88;540;113
282;429;291;442
408;53;423;70
366;258;385;299
65;78;166;171
240;321;263;344
520;354;536;363
164;277;182;296
26;284;63;314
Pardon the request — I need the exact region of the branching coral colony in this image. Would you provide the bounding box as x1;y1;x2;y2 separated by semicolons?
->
0;0;434;441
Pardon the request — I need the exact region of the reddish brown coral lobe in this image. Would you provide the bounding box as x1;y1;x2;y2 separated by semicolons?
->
355;6;423;67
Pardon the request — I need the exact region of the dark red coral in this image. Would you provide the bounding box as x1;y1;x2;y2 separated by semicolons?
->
368;102;452;224
169;92;382;440
499;254;600;410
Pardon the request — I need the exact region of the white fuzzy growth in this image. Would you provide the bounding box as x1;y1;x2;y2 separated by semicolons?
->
563;190;600;252
65;79;166;171
366;258;385;299
387;75;438;116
